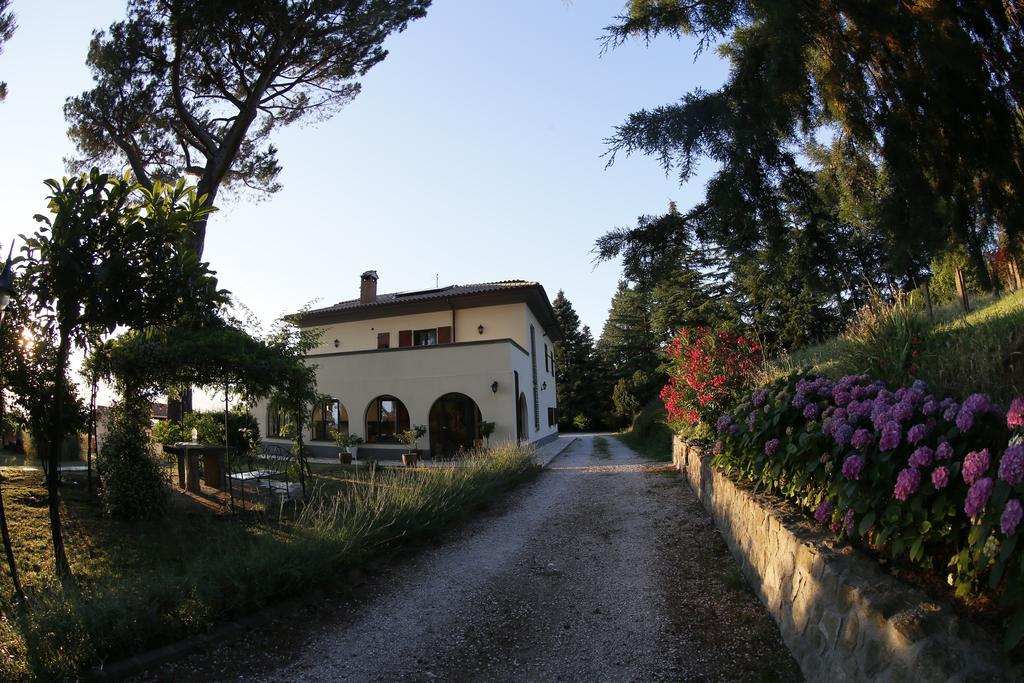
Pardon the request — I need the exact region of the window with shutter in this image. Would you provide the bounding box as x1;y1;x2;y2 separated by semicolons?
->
377;332;390;349
437;326;452;344
398;330;413;347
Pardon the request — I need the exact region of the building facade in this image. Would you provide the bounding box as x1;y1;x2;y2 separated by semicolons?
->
256;272;560;459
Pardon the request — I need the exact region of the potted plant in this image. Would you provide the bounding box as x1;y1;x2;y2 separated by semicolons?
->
480;420;496;448
332;429;363;464
398;424;427;467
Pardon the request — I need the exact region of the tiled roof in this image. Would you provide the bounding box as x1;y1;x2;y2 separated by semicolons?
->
303;280;540;317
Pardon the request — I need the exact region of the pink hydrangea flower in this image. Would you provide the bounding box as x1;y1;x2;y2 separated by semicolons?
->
931;466;949;490
1008;398;1024;430
999;445;1024;486
1002;499;1023;536
962;449;991;485
894;467;921;501
965;478;994;517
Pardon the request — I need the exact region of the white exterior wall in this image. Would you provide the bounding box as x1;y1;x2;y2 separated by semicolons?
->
306;304;530;355
255;300;558;455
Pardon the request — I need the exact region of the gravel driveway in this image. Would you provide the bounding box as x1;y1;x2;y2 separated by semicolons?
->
144;435;800;682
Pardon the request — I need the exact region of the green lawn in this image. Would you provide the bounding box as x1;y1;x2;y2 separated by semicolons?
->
0;445;539;680
617;398;674;462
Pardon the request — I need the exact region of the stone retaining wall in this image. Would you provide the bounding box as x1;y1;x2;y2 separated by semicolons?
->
672;436;1021;682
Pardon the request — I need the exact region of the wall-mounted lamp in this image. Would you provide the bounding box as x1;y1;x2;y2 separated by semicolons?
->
478;324;485;335
491;381;499;394
541;381;547;391
334;339;340;348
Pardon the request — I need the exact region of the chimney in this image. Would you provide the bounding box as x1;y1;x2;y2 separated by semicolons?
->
360;270;379;304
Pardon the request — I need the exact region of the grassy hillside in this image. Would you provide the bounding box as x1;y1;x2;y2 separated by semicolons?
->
616;397;674;461
765;289;1024;404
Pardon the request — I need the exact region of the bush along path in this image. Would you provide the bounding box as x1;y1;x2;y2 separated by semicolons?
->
713;373;1024;649
134;435;801;682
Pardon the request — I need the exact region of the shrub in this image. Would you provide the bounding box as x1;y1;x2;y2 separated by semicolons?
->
98;401;168;519
661;327;761;430
151;409;260;456
840;292;929;387
714;373;1024;648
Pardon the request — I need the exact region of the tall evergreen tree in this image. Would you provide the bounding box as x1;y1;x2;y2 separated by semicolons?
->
596;282;660;422
603;1;1023;286
552;291;603;430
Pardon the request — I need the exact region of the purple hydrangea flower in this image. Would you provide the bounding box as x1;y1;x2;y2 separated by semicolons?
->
814;499;833;525
892;402;914;423
931;466;949;490
909;446;933;468
921;399;938;417
1008;398;1024;430
843;508;855;534
999;445;1024;486
911;379;929;393
729;424;739;435
753;389;768;407
879;421;902;451
935;441;954;461
803;403;820;420
746;411;758;429
1002;499;1023;536
842;455;865;481
907;423;929;445
965;477;994;517
792;395;808;411
832;407;848;423
833;423;855;448
963;393;993;414
956;408;975;433
894;467;921;501
833;390;852;407
962;449;991;485
851;386;868;400
943;404;959;422
716;415;730;433
851;428;874;451
764;438;780;457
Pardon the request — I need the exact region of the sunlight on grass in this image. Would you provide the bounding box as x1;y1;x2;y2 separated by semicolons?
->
0;444;539;680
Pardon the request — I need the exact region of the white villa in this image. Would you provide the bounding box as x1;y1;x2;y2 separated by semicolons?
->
256;271;561;459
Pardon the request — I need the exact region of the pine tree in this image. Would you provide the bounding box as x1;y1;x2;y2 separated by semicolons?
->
596;282;660;423
552;291;601;430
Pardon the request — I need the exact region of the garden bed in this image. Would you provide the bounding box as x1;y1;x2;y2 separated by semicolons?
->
0;445;539;680
672;436;1022;681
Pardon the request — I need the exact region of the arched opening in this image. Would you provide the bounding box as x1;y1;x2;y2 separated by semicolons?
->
517;393;528;443
365;395;410;444
429;393;482;457
311;397;348;441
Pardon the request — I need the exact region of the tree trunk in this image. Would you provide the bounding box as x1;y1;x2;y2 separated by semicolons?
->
921;281;934;323
48;331;73;582
0;476;24;604
954;266;971;314
87;378;97;497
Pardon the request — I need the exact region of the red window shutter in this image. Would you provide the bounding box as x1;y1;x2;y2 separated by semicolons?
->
437;326;452;344
398;330;413;347
377;332;390;349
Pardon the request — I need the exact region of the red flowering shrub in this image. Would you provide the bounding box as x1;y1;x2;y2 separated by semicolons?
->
660;327;761;429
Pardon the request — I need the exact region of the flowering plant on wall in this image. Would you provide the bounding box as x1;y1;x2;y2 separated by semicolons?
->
660;327;761;430
713;373;1024;648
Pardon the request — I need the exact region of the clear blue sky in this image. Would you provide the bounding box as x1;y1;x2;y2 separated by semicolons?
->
0;1;727;351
